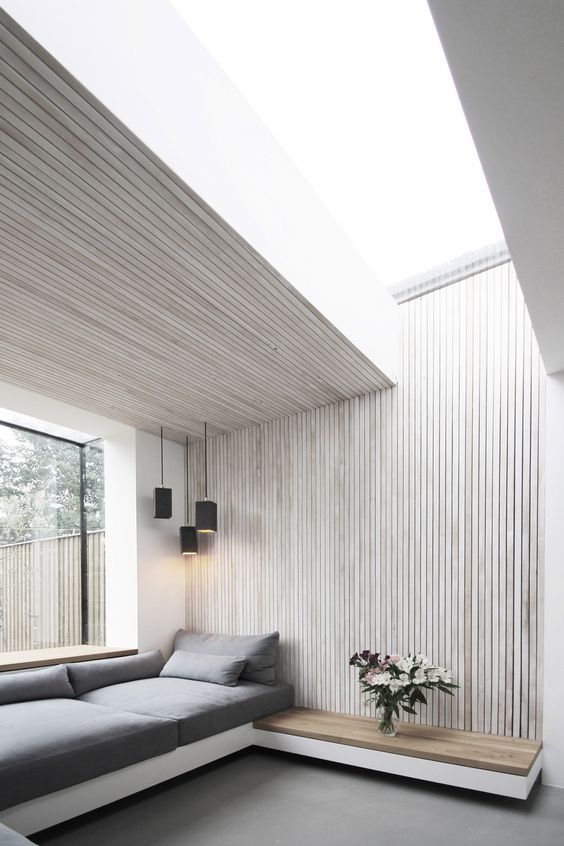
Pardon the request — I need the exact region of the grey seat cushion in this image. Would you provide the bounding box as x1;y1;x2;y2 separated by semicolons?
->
0;823;34;844
80;676;294;745
0;699;177;811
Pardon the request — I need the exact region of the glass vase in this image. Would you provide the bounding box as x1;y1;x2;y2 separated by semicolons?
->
377;707;396;737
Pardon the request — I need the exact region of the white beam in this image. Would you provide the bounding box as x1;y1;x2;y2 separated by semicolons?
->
428;0;564;374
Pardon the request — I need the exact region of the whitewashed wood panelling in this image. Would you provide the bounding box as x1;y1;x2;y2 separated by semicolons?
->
186;262;544;738
0;10;391;442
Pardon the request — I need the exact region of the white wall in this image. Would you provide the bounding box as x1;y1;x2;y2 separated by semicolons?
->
0;380;187;654
543;371;564;787
135;430;186;656
1;0;399;382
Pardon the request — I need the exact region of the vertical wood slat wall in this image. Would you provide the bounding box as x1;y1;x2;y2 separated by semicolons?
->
186;262;545;738
0;530;105;650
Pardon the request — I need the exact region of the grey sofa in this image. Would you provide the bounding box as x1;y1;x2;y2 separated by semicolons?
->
0;698;179;811
0;631;294;816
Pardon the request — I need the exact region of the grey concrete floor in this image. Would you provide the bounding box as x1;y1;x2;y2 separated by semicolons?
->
33;749;563;846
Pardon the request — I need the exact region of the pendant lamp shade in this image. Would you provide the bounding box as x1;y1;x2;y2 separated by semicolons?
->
180;525;198;555
180;435;198;555
154;426;172;519
196;499;217;533
196;422;217;533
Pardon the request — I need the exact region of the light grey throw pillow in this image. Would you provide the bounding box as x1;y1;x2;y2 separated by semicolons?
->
0;664;74;705
173;630;280;685
68;650;165;696
160;651;247;686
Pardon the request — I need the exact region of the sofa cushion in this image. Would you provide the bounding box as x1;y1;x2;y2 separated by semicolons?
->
67;650;165;696
0;823;34;844
0;664;74;705
161;651;247;687
0;699;177;811
80;676;294;745
174;630;279;685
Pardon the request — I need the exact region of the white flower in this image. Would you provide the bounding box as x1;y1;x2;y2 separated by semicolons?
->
397;656;414;674
439;672;452;684
389;678;404;693
375;672;392;686
426;672;440;683
399;673;410;685
413;669;427;685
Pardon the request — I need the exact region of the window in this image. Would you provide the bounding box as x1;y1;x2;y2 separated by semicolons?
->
0;421;105;651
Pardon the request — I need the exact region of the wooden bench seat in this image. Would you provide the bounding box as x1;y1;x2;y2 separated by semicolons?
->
253;707;542;799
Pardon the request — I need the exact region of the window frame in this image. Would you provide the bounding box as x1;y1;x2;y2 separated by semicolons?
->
0;418;102;648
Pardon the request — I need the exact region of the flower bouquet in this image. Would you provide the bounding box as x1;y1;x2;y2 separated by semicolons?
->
349;650;458;736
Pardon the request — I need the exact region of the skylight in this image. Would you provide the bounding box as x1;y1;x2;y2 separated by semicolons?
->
0;408;98;444
171;0;504;286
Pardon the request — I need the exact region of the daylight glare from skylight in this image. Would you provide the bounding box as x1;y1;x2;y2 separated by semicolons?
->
170;0;504;286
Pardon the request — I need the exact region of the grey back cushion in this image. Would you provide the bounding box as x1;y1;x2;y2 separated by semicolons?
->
68;650;165;696
173;630;279;685
161;651;247;687
0;664;74;705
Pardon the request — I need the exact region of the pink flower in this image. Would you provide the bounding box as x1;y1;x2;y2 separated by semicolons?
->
364;669;381;685
389;654;401;663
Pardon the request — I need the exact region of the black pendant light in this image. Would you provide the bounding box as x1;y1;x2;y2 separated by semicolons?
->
180;525;198;556
154;427;172;519
180;436;198;555
196;422;217;533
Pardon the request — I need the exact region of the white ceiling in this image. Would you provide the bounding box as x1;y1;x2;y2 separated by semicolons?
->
0;9;391;441
429;0;564;375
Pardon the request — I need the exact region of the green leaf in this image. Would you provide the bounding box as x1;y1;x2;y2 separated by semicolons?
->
437;685;455;696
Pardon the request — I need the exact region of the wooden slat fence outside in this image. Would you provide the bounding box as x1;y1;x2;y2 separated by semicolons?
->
0;530;105;650
186;262;545;739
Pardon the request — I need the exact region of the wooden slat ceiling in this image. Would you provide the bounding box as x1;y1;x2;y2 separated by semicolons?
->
0;11;392;441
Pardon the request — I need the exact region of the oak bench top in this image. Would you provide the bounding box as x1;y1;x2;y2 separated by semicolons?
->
253;707;542;776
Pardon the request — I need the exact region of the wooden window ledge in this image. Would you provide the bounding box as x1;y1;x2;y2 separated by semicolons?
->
0;645;138;672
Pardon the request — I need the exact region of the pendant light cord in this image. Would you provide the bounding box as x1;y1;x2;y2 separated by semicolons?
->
160;426;164;487
204;421;208;500
185;436;189;524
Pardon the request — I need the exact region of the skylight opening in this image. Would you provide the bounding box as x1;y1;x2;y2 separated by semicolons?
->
170;0;504;285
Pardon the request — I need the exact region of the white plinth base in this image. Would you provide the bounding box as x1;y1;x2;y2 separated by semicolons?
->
0;724;254;836
252;728;542;800
0;720;542;836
